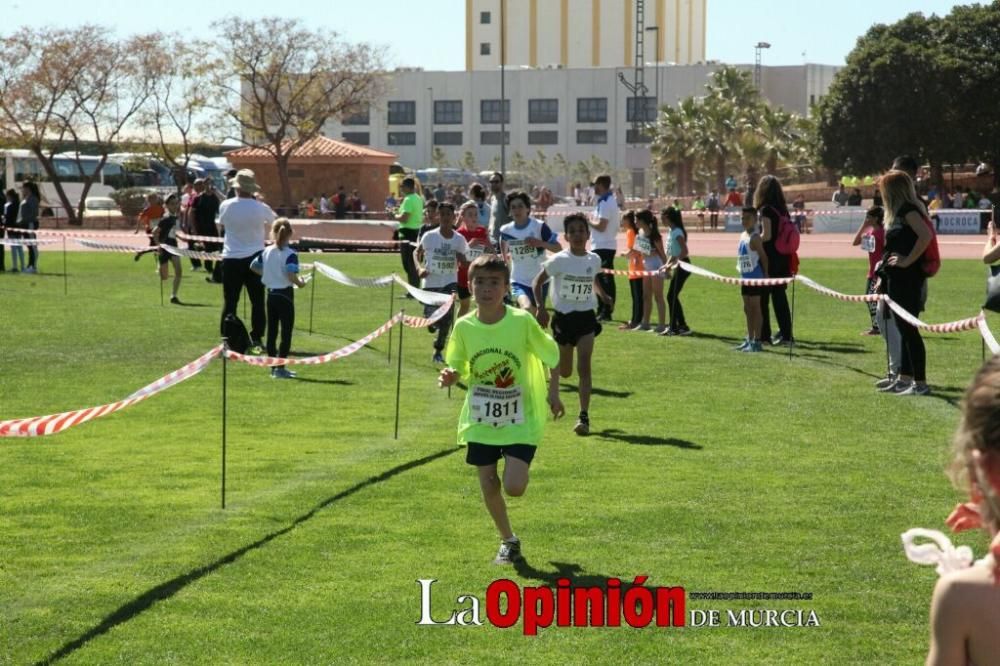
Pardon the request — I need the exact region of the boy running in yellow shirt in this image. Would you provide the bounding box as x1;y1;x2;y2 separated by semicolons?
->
438;255;563;564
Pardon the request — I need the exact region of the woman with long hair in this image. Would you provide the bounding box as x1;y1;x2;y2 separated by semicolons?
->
878;170;932;395
753;175;793;344
662;206;692;335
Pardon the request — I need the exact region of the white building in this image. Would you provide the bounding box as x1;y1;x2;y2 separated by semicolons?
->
466;0;707;70
323;62;839;192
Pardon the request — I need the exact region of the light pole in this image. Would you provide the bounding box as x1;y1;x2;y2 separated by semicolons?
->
754;41;771;91
427;86;434;166
499;0;506;178
645;26;660;117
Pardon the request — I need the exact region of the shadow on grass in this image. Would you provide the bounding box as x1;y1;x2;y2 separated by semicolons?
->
786;339;867;354
292;377;354;386
173;301;212;308
794;353;884;380
559;383;633;399
593;428;703;449
37;446;460;666
686;331;744;345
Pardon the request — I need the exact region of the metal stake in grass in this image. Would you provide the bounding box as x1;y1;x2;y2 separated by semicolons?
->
221;337;228;510
308;264;317;334
394;309;404;439
788;278;796;360
62;236;67;296
159;271;164;306
387;279;395;363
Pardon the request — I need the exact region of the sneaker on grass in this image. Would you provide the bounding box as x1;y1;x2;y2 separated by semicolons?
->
874;375;897;390
734;338;750;351
886;379;914;394
573;412;590;436
432;351;445;364
494;537;524;565
897;383;931;396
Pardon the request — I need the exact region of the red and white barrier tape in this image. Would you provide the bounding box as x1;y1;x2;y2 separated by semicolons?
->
225;314;402;367
883;300;984;333
159;244;223;261
600;267;667;278
175;231;221;243
310;260;451;305
32;229;150;239
677;261;795;287
312;261;396;288
77;239;152;253
793;274;881;303
0;238;59;246
402;295;457;328
0;345;223;438
299;236;402;247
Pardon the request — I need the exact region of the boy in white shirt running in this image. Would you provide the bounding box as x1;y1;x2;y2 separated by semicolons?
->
532;213;611;435
499;190;561;316
415;201;469;363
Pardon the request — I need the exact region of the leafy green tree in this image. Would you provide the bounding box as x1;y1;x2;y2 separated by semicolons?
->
816;12;958;184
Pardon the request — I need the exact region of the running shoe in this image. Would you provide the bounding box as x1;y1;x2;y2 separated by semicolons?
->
494;538;524;565
657;327;674;336
861;327;881;336
574;412;590;436
169;296;181;305
897;383;931;396
741;340;763;353
734;338;750;351
432;351;445;364
631;324;651;332
886;380;914;394
675;327;692;336
652;325;667;334
874;375;897;390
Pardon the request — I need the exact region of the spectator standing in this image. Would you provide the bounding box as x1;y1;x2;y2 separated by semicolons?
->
193;179;223;284
4;189;21;273
394;177;424;287
707;190;721;230
832;184;850;206
434;182;447;203
218;169;275;350
488;172;509;245
755;175;794;345
878;170;932;395
847;188;864;206
590;174;619;322
18;181;40;274
334;186;348;219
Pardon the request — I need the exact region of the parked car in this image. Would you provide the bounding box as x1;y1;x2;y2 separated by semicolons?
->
82;196;122;217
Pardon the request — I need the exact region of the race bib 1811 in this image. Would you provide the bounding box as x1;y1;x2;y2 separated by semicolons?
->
470;385;524;427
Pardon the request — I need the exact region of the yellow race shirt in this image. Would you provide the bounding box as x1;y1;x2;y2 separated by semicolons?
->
446;307;559;446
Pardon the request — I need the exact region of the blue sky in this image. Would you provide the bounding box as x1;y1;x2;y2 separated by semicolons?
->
0;0;967;68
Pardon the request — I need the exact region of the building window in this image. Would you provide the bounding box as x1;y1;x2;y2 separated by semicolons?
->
342;105;369;125
481;11;491;24
810;94;816;107
387;131;416;146
387;101;416;125
528;98;558;124
528;130;558;145
577;97;608;123
434;100;463;125
480;42;491;56
481;131;510;145
577;129;607;144
434;131;463;146
626;129;652;144
480;99;510;124
342;132;370;145
626;96;658;122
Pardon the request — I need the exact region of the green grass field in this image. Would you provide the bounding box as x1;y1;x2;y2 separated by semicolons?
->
0;251;995;664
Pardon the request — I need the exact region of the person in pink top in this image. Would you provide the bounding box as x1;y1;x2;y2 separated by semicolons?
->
851;205;885;336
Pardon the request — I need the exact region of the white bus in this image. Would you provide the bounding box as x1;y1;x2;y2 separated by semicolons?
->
0;149;124;216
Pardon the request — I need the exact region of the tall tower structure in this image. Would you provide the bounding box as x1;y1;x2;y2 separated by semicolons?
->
466;0;707;71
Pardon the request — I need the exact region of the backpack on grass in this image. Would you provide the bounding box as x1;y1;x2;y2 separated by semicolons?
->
222;314;251;354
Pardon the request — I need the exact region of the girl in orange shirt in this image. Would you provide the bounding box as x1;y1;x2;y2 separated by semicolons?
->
618;210;644;331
